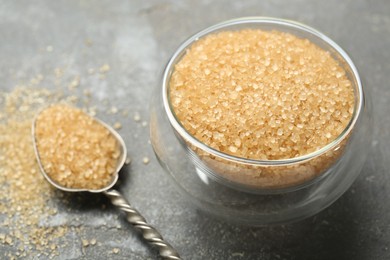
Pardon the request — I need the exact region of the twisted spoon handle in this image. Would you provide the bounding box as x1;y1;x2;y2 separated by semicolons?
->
103;189;181;260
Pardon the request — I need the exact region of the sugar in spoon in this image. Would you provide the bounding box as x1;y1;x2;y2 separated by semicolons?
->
32;104;180;260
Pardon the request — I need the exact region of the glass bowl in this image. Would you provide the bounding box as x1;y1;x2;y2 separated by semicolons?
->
150;17;372;225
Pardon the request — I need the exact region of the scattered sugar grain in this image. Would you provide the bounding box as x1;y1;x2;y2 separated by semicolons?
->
66;94;79;103
142;157;150;165
82;239;90;247
133;112;141;122
109;106;118;114
90;239;97;246
99;64;110;73
87;106;98;117
5;235;13;245
30;74;44;86
68;76;80;90
113;122;122;130
125;157;132;165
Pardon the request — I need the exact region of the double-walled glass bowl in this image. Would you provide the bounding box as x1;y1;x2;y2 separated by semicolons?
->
150;17;372;225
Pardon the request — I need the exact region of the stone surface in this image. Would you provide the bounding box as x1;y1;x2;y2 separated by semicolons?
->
0;0;389;259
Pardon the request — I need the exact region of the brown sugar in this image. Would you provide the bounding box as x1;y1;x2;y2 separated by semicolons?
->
35;104;120;190
0;87;68;258
169;29;354;160
1;63;127;257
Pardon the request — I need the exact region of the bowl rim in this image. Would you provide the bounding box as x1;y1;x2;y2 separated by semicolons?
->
162;17;364;166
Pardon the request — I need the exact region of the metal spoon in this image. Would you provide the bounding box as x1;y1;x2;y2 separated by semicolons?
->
32;105;180;260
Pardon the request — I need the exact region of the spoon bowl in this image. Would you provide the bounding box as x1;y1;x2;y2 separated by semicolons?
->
33;114;126;193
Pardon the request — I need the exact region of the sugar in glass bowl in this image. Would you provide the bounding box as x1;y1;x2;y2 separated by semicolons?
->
150;17;372;225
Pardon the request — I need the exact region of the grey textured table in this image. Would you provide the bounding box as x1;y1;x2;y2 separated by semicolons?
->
1;1;389;259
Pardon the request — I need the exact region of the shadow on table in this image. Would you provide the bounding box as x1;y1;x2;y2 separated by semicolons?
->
190;178;372;260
